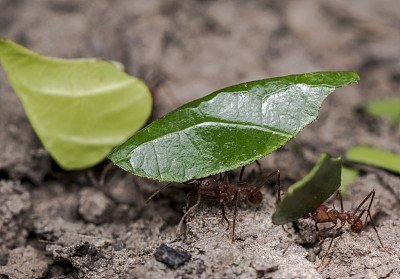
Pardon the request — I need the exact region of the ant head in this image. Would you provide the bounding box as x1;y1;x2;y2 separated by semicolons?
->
311;205;331;222
198;177;219;191
248;190;262;205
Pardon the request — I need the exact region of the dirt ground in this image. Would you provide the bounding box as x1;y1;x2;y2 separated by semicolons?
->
1;1;400;278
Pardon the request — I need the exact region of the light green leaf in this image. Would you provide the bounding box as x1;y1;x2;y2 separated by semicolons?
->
346;146;400;174
110;71;358;182
272;154;342;225
364;98;400;126
339;166;359;194
0;38;152;169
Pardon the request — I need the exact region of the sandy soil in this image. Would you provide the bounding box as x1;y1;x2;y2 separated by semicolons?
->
1;1;400;278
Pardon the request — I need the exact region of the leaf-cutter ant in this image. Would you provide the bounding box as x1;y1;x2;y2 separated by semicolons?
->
283;189;392;270
146;167;280;242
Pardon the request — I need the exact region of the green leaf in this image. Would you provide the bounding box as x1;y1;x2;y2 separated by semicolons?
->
364;98;400;126
0;38;152;170
339;166;359;194
346;146;400;174
109;71;359;182
272;154;342;225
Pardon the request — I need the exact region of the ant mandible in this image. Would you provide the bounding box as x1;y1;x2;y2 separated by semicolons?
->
284;189;392;270
146;166;280;243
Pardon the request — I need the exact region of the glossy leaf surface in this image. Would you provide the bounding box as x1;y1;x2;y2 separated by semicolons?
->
346;146;400;174
110;71;358;182
0;38;152;169
272;154;342;225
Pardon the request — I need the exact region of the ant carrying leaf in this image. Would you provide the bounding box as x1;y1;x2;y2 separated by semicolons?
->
272;153;392;270
146;166;280;242
301;189;392;269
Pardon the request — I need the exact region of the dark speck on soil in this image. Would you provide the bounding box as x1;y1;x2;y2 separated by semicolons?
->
154;244;191;268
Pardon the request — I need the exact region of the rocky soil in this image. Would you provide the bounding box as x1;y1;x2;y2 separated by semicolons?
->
1;1;399;278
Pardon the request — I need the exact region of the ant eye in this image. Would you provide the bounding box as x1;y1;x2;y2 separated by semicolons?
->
205;182;210;186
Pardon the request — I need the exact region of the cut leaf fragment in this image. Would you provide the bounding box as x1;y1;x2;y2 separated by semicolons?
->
0;38;152;169
364;98;400;126
346;146;400;175
272;153;342;225
110;71;359;182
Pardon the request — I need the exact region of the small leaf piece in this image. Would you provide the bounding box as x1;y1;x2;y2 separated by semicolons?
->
272;154;342;225
364;98;400;126
0;38;152;169
110;71;358;182
346;146;400;174
339;166;359;194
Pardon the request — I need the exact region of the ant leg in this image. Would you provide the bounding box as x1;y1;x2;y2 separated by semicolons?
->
255;160;262;173
354;208;366;224
366;210;392;255
365;190;375;226
221;171;231;183
315;223;324;243
220;202;230;231
99;162;114;187
282;238;300;255
352;189;374;216
352;191;378;235
281;225;292;238
184;193;194;239
316;236;335;270
247;170;280;201
232;189;241;243
315;221;345;270
315;222;338;244
336;190;344;213
181;193;227;238
238;166;246;182
318;223;338;235
364;190;392;255
227;171;232;184
145;182;173;204
176;186;202;237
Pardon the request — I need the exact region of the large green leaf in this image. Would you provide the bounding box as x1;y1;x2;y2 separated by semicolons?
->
346;146;400;174
0;38;152;169
272;154;342;225
110;71;359;182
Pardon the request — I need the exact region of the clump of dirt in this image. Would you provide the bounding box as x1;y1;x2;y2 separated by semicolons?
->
0;180;31;265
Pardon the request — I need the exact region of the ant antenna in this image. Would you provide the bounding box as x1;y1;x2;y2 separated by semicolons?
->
145;182;173;204
99;162;115;187
366;210;392;255
176;185;202;237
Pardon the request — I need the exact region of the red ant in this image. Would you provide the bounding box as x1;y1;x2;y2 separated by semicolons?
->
283;189;392;270
146;167;280;242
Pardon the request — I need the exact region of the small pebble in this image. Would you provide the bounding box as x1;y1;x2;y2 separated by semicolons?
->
154;244;191;268
78;188;115;224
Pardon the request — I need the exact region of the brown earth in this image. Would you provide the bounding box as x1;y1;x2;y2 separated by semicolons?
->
0;1;400;278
